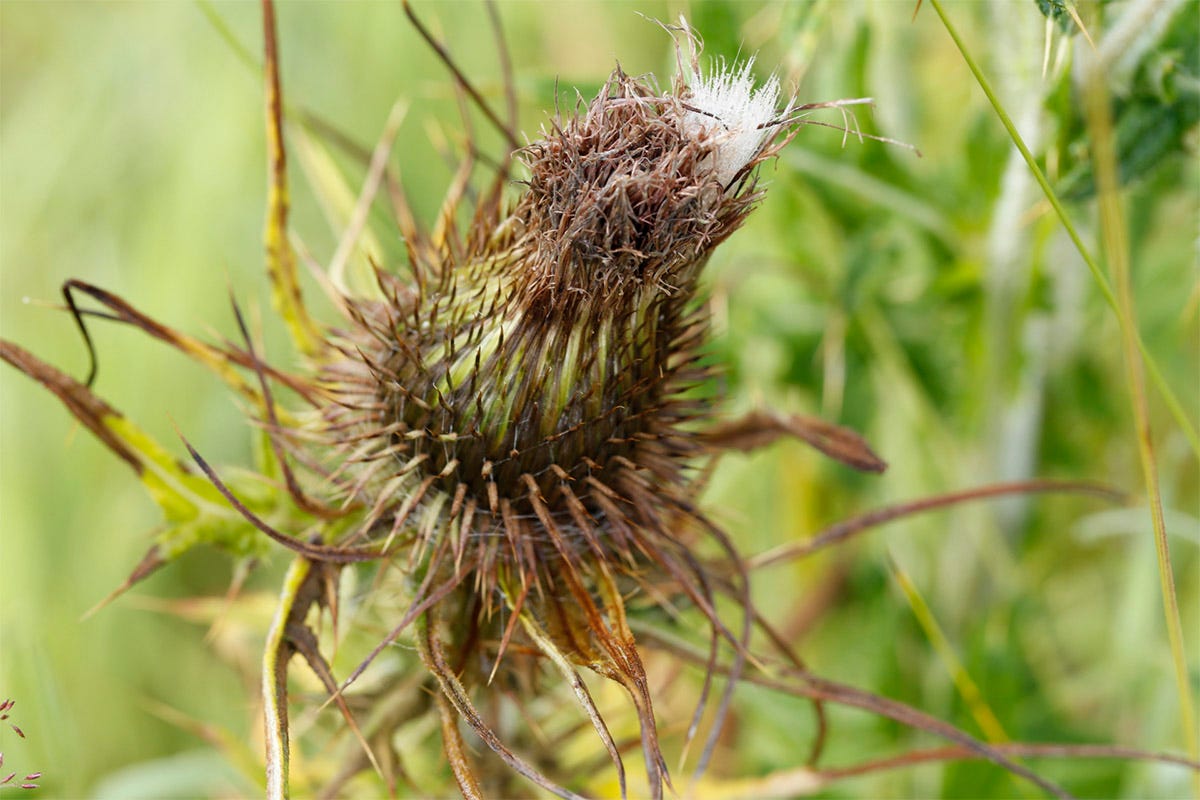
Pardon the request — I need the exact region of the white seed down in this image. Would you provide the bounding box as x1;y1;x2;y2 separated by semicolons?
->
681;56;781;187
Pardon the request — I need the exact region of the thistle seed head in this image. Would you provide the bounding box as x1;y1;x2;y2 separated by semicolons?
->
314;22;793;796
516;64;776;305
324;51;788;569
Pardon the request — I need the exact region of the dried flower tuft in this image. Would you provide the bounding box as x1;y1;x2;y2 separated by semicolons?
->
682;56;783;186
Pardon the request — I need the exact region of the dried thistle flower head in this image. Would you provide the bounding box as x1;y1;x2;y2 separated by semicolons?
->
516;70;765;299
311;22;801;797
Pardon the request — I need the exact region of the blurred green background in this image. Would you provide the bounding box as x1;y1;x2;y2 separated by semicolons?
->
1;1;1196;797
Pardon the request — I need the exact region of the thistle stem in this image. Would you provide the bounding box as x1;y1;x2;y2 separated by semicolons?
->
263;556;312;800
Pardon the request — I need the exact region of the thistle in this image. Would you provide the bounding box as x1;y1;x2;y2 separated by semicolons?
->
311;25;805;798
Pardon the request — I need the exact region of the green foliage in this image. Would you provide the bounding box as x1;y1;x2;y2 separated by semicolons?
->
0;1;1195;797
1053;1;1200;199
1036;0;1077;34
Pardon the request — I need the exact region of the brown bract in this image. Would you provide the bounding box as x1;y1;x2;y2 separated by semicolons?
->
517;68;766;305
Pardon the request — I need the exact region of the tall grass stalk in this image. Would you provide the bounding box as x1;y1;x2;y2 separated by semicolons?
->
1083;54;1200;793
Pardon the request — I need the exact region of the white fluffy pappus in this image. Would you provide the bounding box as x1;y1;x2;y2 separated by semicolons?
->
665;14;788;188
680;56;782;186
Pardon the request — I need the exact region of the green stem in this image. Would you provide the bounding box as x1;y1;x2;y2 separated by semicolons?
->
1084;55;1200;792
927;0;1200;461
263;556;312;800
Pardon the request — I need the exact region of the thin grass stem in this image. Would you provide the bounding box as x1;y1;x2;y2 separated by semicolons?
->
888;554;1010;745
888;553;1039;800
1083;55;1200;792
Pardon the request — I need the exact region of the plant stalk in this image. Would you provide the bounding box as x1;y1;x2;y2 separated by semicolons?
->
263;556;313;800
1083;53;1199;792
